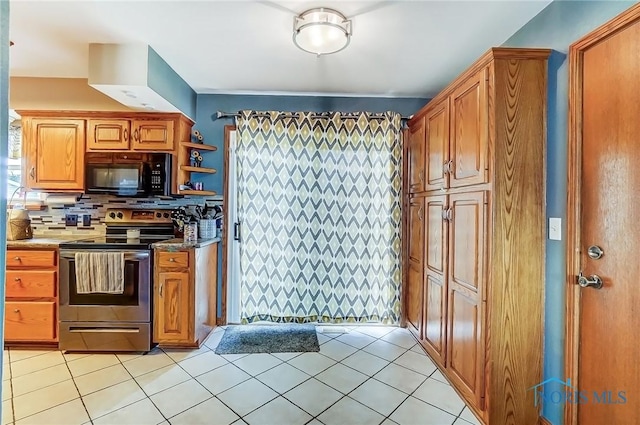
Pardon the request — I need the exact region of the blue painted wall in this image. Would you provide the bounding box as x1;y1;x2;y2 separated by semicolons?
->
194;94;428;318
147;47;197;120
194;94;428;195
0;0;9;411
502;1;635;424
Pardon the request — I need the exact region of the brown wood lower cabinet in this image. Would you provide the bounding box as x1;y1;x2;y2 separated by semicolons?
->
406;196;424;337
406;47;548;425
5;248;59;345
153;243;218;348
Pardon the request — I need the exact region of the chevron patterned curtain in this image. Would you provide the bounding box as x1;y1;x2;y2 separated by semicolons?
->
236;110;402;324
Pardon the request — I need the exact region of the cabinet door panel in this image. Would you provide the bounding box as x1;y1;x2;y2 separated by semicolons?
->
407;261;424;337
424;274;446;363
131;120;174;151
423;195;447;364
155;271;191;342
408;117;425;193
87;119;130;150
408;197;424;264
25;119;85;190
449;192;485;292
407;197;425;336
425;196;446;274
446;287;484;408
425;100;450;191
450;69;488;188
5;301;56;341
446;190;486;408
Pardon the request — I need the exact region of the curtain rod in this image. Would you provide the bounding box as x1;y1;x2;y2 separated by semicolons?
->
215;110;412;121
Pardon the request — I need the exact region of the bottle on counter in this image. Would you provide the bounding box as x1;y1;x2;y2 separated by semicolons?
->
183;220;198;243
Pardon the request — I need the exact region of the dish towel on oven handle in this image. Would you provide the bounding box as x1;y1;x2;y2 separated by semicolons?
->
74;252;125;294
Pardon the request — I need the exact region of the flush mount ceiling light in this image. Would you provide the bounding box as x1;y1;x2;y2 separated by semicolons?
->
293;8;352;56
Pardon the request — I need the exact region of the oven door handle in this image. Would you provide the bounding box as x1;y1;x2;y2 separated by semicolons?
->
59;251;150;261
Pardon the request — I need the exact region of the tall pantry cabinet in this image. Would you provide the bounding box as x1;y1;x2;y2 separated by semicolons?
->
405;48;550;425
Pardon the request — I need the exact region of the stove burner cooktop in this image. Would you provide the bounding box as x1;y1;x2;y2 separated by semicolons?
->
59;208;176;250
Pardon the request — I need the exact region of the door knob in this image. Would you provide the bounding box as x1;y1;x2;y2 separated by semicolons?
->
577;271;603;289
587;245;604;260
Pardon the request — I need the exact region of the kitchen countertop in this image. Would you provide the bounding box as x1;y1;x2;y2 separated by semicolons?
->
6;236;91;249
152;237;221;249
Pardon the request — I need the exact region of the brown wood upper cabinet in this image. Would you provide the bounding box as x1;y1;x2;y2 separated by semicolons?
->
87;118;175;151
22;118;85;191
424;99;450;191
408;116;425;193
410;68;488;192
449;69;488;188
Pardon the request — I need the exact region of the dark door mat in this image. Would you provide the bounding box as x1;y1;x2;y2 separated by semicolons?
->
214;324;320;354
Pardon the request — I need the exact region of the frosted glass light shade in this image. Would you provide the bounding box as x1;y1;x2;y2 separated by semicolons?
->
293;8;352;56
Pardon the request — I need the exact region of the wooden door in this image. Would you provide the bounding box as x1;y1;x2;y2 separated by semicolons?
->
24;118;85;191
446;191;486;408
424;99;450;191
406;196;424;337
571;10;640;423
450;69;488;188
423;195;447;365
408;116;425;193
154;271;191;342
87;119;130;150
131;119;175;151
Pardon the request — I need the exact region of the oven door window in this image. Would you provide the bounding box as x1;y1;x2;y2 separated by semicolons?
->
68;258;140;306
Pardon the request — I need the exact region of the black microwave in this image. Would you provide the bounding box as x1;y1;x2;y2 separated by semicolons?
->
85;153;171;197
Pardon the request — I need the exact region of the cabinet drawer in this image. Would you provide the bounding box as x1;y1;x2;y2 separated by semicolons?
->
7;250;56;268
5;301;56;341
157;251;189;268
6;271;56;298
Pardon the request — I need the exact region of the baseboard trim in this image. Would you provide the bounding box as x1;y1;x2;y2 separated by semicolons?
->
539;416;552;425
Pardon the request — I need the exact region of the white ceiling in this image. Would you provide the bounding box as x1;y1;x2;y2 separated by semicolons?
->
8;0;552;98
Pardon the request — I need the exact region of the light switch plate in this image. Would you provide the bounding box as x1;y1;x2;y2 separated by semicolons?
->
549;217;562;241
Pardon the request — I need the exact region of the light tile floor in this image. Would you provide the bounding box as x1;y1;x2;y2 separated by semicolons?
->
1;326;482;425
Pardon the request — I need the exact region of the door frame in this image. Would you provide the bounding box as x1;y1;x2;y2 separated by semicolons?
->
564;4;640;424
219;124;235;325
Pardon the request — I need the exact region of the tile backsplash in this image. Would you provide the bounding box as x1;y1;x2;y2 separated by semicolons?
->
29;194;223;237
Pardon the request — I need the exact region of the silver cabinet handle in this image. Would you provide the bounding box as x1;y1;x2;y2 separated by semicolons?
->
13;309;20;313
123;128;129;142
159;282;163;297
14;256;21;261
169;258;175;262
30;167;35;179
443;160;453;174
446;208;453;221
14;277;21;281
418;206;424;221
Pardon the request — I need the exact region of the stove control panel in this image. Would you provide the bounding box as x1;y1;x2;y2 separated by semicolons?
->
105;208;173;225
